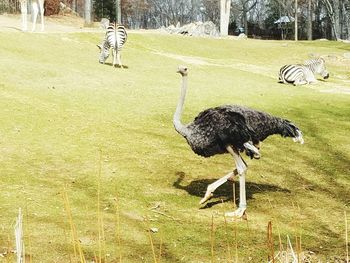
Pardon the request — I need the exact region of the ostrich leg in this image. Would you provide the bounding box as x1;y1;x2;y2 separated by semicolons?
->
225;146;248;218
199;145;247;205
199;170;235;204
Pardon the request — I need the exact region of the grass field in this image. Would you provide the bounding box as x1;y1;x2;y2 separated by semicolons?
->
0;29;349;262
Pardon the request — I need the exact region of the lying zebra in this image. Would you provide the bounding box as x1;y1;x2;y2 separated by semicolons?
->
97;23;127;68
278;58;329;85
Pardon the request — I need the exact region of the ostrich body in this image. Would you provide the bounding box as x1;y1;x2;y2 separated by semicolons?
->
174;66;304;218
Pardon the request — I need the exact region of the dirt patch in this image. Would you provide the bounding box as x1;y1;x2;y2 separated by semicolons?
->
0;13;101;33
152;50;277;79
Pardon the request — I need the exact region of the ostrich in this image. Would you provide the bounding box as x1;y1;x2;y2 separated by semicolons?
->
173;66;304;218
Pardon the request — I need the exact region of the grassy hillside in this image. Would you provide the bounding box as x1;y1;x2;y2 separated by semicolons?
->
0;30;349;262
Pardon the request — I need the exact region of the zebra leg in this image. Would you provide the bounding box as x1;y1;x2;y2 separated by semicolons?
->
31;1;39;32
294;78;307;86
20;0;28;31
117;52;123;68
112;49;117;67
306;75;317;84
38;0;44;31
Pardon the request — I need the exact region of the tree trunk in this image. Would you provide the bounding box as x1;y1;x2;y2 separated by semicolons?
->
243;5;248;36
115;0;121;24
322;0;341;40
84;0;92;26
220;0;231;36
294;0;298;41
307;0;312;40
343;1;350;39
333;0;341;39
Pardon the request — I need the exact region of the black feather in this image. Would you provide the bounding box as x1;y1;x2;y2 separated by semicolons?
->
183;105;301;158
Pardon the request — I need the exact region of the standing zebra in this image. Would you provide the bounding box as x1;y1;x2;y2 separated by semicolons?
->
97;23;127;68
278;58;329;85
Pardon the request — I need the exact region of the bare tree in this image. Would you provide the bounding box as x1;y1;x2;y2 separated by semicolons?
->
321;0;340;40
307;0;312;40
294;0;297;40
220;0;231;35
343;0;350;39
84;0;92;25
116;0;121;23
233;0;258;36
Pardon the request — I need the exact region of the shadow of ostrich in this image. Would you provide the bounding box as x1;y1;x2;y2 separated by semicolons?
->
173;171;291;209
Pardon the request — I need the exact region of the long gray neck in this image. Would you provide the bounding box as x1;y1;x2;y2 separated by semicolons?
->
173;75;190;137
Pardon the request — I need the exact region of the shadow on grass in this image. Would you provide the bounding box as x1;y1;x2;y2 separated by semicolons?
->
287;107;350;205
173;171;291;209
4;26;22;31
102;62;129;69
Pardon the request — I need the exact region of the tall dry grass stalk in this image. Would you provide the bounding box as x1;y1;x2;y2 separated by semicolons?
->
24;206;32;263
223;215;232;261
296;204;302;262
232;181;236;209
62;187;86;263
7;234;12;263
345;211;349;263
144;218;157;263
287;235;297;262
14;208;24;263
267;221;274;263
233;216;238;263
114;194;122;262
97;149;106;263
267;199;283;253
210;214;215;263
158;235;163;263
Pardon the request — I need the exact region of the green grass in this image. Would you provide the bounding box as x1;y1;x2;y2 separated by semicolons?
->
0;31;349;262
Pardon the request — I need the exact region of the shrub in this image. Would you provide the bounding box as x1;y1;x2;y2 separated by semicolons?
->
44;0;60;16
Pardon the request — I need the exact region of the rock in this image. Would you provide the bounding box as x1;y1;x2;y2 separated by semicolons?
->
150;227;159;233
59;2;73;15
100;18;109;29
344;52;350;59
161;21;219;37
237;33;247;39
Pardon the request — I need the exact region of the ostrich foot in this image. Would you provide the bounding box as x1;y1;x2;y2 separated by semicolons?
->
199;192;213;205
199;171;235;205
225;207;247;219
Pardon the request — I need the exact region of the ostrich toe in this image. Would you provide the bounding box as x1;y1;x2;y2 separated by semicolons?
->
199;192;214;204
225;207;247;219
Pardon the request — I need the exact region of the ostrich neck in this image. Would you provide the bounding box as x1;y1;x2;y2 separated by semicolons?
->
173;75;190;137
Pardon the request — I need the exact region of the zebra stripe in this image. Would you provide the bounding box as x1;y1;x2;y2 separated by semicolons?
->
278;58;329;85
98;23;127;67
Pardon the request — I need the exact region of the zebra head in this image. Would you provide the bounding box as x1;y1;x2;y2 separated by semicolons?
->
97;42;109;64
306;58;329;80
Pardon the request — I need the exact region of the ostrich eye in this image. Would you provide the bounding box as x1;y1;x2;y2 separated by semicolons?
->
184;67;188;71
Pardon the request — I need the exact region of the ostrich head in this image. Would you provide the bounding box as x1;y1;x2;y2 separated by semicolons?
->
177;66;189;76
